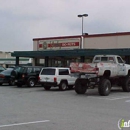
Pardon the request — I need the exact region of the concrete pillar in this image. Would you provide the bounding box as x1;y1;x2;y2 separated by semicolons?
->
32;58;40;66
45;56;49;67
80;56;85;62
15;57;19;66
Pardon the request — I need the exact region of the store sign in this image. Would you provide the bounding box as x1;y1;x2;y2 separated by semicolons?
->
38;39;80;50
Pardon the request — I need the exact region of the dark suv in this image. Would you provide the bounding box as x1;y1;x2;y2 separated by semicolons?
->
11;66;43;87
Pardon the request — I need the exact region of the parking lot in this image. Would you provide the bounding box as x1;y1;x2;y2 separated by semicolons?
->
0;84;130;130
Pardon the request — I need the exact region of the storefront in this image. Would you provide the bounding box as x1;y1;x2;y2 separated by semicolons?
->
11;32;130;66
0;58;31;68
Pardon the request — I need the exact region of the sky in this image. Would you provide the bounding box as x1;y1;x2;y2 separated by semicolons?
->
0;0;130;52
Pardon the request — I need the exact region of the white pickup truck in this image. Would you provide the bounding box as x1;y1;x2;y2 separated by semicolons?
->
70;55;130;96
39;67;77;91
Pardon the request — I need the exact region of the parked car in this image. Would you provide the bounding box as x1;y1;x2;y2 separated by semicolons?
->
0;68;15;85
11;66;43;87
39;67;77;90
0;66;6;72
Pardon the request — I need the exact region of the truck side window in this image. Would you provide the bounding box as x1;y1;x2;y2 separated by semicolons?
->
94;57;100;63
101;57;108;62
117;57;124;63
108;57;114;62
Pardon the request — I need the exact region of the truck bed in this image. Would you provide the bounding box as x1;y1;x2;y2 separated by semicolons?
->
70;62;98;73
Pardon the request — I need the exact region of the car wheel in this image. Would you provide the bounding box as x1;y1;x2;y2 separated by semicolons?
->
27;79;36;87
59;81;68;91
9;79;15;86
43;86;51;90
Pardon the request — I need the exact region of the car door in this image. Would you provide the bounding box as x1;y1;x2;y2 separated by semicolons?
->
58;68;69;82
117;57;126;76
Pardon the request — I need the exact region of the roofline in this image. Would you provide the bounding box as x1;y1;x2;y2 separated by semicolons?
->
33;32;130;41
84;32;130;38
33;35;81;41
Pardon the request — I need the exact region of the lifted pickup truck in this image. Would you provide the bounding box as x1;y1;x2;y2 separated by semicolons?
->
70;55;130;96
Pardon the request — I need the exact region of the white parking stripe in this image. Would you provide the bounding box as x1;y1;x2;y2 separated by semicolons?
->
0;120;50;128
89;96;130;100
108;97;130;100
125;100;130;102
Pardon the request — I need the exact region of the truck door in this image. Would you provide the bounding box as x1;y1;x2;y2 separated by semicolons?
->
117;57;126;76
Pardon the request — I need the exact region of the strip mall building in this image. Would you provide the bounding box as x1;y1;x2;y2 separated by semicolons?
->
11;32;130;67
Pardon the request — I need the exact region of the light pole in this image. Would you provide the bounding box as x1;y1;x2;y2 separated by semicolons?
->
77;14;88;35
77;14;88;49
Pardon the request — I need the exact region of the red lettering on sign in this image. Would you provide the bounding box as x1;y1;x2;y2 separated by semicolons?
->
39;44;43;48
48;42;79;48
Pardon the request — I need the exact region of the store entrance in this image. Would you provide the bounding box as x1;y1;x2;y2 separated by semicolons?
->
48;57;80;67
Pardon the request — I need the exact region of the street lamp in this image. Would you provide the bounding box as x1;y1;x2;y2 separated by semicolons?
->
77;14;88;35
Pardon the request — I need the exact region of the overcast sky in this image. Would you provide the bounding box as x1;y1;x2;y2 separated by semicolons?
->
0;0;130;52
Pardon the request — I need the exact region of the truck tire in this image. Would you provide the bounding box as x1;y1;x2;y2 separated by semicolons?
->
122;77;130;92
75;78;88;94
59;81;68;91
98;78;111;96
43;86;51;90
27;79;36;87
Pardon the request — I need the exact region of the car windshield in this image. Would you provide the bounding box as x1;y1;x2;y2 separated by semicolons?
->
0;69;13;75
0;66;5;71
41;68;55;75
14;66;22;72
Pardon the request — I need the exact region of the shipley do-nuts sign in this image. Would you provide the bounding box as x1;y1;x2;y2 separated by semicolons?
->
38;39;80;50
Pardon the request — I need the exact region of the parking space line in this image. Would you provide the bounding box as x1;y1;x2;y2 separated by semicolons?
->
125;100;130;102
89;96;130;101
0;120;50;128
108;96;130;100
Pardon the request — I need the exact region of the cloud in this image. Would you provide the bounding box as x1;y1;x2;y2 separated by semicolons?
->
0;0;130;51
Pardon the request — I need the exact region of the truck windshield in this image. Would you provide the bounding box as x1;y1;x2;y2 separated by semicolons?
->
117;57;124;63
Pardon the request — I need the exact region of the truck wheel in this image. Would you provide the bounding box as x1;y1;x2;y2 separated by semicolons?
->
122;77;130;92
59;81;68;91
27;79;36;87
98;78;111;96
43;86;51;90
75;78;87;94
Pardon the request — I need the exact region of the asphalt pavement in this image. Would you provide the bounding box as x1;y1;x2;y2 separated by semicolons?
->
0;84;130;130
